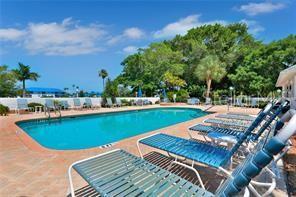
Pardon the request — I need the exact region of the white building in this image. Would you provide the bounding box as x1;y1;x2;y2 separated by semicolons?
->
276;65;296;109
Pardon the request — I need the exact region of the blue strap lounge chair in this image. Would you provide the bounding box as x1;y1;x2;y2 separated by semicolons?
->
137;101;289;188
189;100;288;144
216;113;256;121
68;115;296;197
203;118;250;130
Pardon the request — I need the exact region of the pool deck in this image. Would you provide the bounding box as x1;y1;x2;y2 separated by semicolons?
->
0;105;269;196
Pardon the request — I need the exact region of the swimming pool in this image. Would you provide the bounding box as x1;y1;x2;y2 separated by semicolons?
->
17;107;207;150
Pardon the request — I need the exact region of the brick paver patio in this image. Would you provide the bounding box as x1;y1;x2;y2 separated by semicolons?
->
0;105;260;196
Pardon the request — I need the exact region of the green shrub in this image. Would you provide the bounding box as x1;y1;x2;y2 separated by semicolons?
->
0;104;9;116
28;102;44;110
121;99;132;106
176;89;189;102
167;90;189;102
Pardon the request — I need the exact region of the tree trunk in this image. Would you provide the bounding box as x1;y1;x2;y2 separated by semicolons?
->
206;78;212;98
22;80;26;97
102;78;105;89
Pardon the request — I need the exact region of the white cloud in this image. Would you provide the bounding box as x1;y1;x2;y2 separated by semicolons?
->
0;18;107;56
123;27;145;39
153;15;227;39
0;28;26;41
241;19;265;35
24;18;107;55
237;2;285;16
107;27;145;45
122;45;138;54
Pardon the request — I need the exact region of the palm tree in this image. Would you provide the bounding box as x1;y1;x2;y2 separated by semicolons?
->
98;69;108;89
12;63;40;97
194;55;226;98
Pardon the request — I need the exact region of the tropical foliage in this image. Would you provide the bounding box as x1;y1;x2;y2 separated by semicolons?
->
12;63;40;97
0;65;17;97
116;23;295;98
98;69;108;88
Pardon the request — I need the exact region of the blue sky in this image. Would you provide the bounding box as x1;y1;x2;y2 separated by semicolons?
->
1;0;295;92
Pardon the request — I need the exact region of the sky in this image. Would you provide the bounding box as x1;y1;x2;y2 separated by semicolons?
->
0;0;295;92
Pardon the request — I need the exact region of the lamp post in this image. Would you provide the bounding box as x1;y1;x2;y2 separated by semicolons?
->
229;86;234;106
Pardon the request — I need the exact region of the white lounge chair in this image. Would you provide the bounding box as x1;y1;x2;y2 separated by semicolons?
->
115;98;122;107
73;98;83;110
15;99;33;114
106;98;115;108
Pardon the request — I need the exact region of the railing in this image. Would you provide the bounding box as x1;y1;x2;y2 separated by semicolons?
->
44;105;61;119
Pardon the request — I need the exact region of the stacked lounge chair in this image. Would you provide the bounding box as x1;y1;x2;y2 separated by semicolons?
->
189;100;288;143
203;118;250;130
137;100;289;188
216;113;256;121
68;115;296;196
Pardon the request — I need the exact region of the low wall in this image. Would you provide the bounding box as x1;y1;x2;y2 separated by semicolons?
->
0;97;160;110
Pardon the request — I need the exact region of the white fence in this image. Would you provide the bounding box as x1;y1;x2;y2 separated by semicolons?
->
0;97;160;110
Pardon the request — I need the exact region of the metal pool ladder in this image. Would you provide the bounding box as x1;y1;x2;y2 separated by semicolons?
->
44;105;62;119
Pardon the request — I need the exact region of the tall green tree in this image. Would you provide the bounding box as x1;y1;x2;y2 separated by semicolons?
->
119;43;185;96
194;55;226;98
12;63;40;97
0;65;17;97
99;69;108;89
229;35;296;95
102;78;118;99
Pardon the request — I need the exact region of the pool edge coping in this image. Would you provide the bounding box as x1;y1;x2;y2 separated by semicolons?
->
14;105;215;154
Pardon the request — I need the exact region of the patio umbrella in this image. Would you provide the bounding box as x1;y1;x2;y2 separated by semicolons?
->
138;87;143;97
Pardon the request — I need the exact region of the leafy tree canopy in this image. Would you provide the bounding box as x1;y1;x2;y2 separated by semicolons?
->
0;65;17;97
117;22;295;97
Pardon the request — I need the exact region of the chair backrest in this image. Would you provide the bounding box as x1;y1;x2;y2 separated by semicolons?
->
85;98;92;106
136;99;143;105
60;100;69;108
236;98;242;106
107;98;113;105
217;114;296;196
45;99;55;108
116;98;122;105
73;98;81;106
17;99;28;109
253;100;289;141
223;101;276;163
251;98;257;107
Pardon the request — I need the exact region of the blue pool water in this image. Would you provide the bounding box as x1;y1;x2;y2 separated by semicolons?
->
17;108;207;150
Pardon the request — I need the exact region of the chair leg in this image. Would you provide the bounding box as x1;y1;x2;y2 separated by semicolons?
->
169;159;205;189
